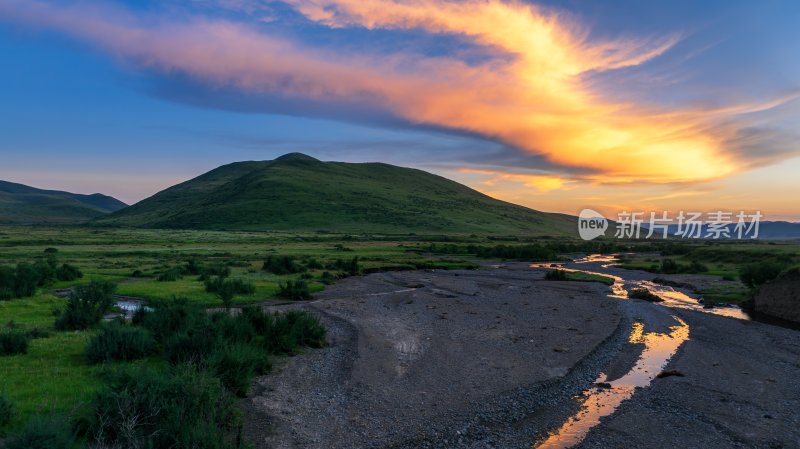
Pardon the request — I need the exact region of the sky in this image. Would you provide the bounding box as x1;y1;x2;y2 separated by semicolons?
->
0;0;798;220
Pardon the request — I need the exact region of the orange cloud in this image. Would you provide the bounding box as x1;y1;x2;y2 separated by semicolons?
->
1;0;794;185
458;168;574;193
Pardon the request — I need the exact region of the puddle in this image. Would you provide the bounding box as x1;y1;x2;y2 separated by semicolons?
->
535;317;690;449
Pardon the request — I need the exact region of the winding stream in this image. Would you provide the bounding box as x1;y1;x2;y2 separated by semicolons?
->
532;254;749;320
530;254;746;448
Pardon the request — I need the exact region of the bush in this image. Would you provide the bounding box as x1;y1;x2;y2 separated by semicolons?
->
198;264;231;281
55;263;83;282
205;277;255;308
89;366;243;449
164;325;218;366
659;258;680;274
55;281;116;331
319;271;337;285
207;343;270;397
739;262;784;289
239;306;269;334
11;263;39;298
304;258;323;270
4;414;74;449
157;268;184;282
277;280;311;300
544;269;568;281
0;330;31;356
628;288;663;302
0;394;14;428
262;255;304;275
85;322;155;364
263;310;326;354
133;299;203;340
687;261;709;273
211;313;256;345
328;257;360;275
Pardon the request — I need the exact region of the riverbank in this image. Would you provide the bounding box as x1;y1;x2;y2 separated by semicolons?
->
241;262;800;448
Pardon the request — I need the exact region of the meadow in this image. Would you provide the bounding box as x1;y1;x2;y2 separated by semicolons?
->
0;225;483;442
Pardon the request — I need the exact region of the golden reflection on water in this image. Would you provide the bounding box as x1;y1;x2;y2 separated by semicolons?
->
534;318;690;449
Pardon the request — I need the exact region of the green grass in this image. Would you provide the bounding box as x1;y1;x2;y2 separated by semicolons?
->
0;332;97;427
700;284;750;305
564;271;615;285
0;226;485;424
0;293;63;329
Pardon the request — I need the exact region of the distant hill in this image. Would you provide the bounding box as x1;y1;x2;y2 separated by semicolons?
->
94;153;576;235
0;180;127;224
656;222;800;240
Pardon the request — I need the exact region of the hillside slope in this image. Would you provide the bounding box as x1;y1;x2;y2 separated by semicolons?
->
0;180;127;224
94;153;576;235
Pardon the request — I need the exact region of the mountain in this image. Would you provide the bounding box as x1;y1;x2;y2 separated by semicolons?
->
94;153;576;235
0;180;127;224
643;221;800;240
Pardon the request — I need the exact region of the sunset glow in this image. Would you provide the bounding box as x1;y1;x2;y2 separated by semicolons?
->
0;0;798;218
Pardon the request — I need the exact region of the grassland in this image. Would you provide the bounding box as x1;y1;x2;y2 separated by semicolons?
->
0;225;484;428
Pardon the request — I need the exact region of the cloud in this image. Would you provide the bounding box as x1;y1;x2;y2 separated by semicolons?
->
0;0;796;184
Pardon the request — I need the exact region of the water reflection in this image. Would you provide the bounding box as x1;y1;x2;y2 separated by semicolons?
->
530;255;749;320
535;318;690;449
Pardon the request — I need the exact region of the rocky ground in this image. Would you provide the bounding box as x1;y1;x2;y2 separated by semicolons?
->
241;263;800;449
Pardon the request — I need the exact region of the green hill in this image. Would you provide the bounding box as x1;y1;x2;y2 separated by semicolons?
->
94;153;576;235
0;180;127;224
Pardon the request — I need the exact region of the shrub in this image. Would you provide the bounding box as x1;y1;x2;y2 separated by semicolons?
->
544;269;568;281
659;258;680;274
628;288;663;302
319;271;336;285
11;263;39;298
328;257;360;275
198;264;231;281
55;281;117;331
205;277;255;308
164;325;218;366
263;310;326;354
89;365;243;449
262;255;303;275
55;263;83;282
44;247;59;254
239;306;269;334
687;261;709;273
0;394;14;428
211;313;256;345
739;262;784;289
207;343;270;397
0;330;31;356
85;322;155;364
277;280;311;300
4;414;74;449
133;299;200;339
304;258;323;270
157;268;184;282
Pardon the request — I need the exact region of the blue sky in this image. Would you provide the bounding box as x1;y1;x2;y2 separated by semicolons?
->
0;0;798;220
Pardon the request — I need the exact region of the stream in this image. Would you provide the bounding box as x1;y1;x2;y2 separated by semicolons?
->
531;254;749;320
531;254;747;448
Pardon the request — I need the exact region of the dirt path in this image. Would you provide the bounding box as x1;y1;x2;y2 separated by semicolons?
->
241;264;800;449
